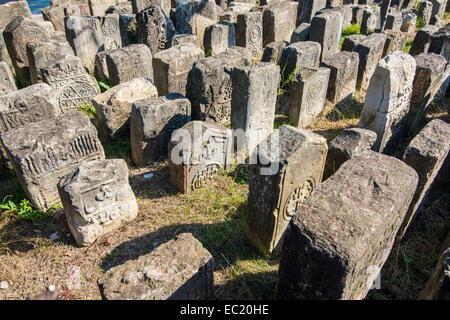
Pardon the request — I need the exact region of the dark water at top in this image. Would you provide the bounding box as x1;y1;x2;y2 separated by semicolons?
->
0;0;51;15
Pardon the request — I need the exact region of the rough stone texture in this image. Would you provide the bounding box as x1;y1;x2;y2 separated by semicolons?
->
430;0;446;22
136;5;175;55
409;25;440;56
361;8;377;34
231;62;280;157
416;1;433;26
0;111;105;210
93;78;158;141
131;93;191;165
261;41;287;63
290;23;310;43
406;53;447;135
105;44;154;86
296;0;327;24
278;41;321;85
132;0;171;15
26;37;74;84
420;247;450;299
98;233;214;300
168;121;232;193
187;46;252;125
64;16;104;74
0;1;32;29
401;119;450;235
41;55;100;114
382;30;408;57
3;16;51;87
276;150;419;300
384;11;402;31
58;159;138;247
119;14;137;47
65;4;91;17
428;24;450;60
0;62;17;95
176;0;219;47
323;128;377;180
246;125;327;255
95;51;110;80
102;14;122;52
400;13;417;38
236;11;263;58
219;2;255;24
359;52;416;152
0;28;13;70
105;3;133;15
89;0;117;16
353;33;386;91
351;4;369;25
204;21;236;55
262;2;298;46
289;67;330;128
0;83;59;135
170;34;201;47
153;44;204;96
317;6;353;29
41;5;66;32
320;51;359;104
310;11;343;60
340;33;365;52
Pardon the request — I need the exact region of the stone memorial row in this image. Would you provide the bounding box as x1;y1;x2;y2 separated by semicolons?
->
0;0;448;301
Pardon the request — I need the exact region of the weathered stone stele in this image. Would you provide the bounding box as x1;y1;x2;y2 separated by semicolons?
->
187;46;252;125
219;1;254;23
416;1;433;26
98;233;214;300
58;159;138;247
204;21;236;56
0;62;17;95
360;8;377;34
168;121;232;193
400;13;417;37
359;51;416;152
105;44;154;86
289;67;330;128
41;5;66;32
290;23;311;43
132;0;171;16
152;44;204;96
0;111;105;210
310;10;343;60
65;4;91;17
119;14;138;47
105;2;133;15
276;150;419;300
93;78;158;141
89;0;117;16
131;93;191;165
26;37;75;84
406;53;447;135
64;15;104;74
384;11;402;31
428;24;450;60
136;5;176;55
231;62;280;157
176;0;219;47
236;11;263;58
41;55;100;114
102;14;122;51
262;2;298;46
409;25;440;56
246;125;328;255
0;28;13;70
323;127;377;180
401;119;450;236
170;34;201;47
94;51;110;80
340;33;365;52
0;1;32;29
278;41;321;85
296;0;327;24
0;83;59;134
320;51;359;104
382;30;407;57
261;41;287;63
3;16;51;87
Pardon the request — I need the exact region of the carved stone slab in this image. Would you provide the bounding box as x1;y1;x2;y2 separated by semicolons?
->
58;159;138;247
0;111;105;210
0;62;17;96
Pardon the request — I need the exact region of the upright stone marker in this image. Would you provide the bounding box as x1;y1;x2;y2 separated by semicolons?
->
41;55;100;114
0;1;32;29
98;233;214;300
231;62;280;157
310;11;343;60
409;25;440;56
297;0;327;24
382;30;407;57
262;2;298;46
131;93;191;165
168;121;232;193
41;5;67;32
359;51;416;152
187;46;252;125
204;21;236;56
236;11;263;58
0;62;17;95
93;78;158;141
261;41;288;63
401;119;450;236
105;44;154;86
152;44;204;96
102;14;122;51
246;125;328;255
0;111;105;210
58;159;138;247
276;150;418;300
